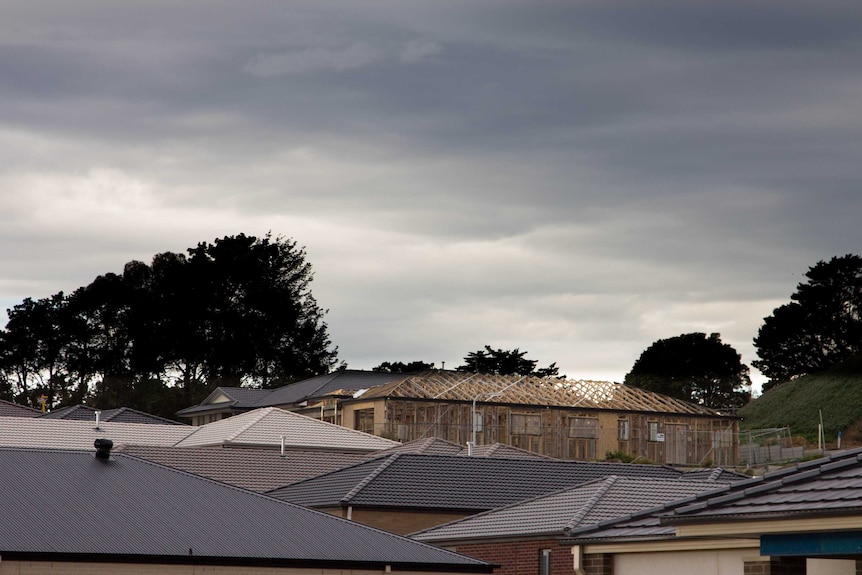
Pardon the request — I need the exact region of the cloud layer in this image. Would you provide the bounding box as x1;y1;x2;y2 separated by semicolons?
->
3;1;862;391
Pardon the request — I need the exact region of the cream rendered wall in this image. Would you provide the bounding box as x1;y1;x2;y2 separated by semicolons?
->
613;548;750;575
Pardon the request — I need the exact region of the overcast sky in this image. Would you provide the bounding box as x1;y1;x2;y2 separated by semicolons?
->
2;1;861;393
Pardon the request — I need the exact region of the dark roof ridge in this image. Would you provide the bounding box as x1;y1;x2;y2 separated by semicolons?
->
341;454;403;504
565;476;619;531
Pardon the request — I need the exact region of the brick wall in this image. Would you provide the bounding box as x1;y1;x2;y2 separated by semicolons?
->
453;539;574;575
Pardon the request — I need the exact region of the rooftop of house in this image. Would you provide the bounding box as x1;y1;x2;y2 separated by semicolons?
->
368;436;557;460
177;369;735;422
0;414;194;450
40;404;185;425
117;444;369;492
175;370;408;416
174;407;399;452
0;445;492;572
0;406;398;452
411;475;732;544
355;370;730;416
0;399;41;418
266;453;702;512
563;447;862;545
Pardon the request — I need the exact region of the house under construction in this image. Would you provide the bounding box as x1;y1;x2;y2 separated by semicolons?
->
297;370;739;467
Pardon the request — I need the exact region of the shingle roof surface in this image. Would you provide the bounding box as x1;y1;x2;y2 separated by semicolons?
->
0;399;40;418
0;415;194;449
267;453;686;511
411;476;728;542
174;407;399;451
175;386;273;415
118;444;367;492
0;446;491;571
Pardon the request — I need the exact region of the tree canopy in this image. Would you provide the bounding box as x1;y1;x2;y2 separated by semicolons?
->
624;332;751;409
0;233;338;417
457;345;562;378
372;361;435;373
753;254;862;390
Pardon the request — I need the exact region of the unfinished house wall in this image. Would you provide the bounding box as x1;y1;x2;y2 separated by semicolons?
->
372;398;737;464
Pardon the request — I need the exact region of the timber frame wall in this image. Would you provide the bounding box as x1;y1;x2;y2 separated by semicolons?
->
338;398;738;466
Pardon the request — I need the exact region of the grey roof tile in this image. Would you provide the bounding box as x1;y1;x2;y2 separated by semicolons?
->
0;446;492;571
267;453;689;511
0;399;41;418
174;407;399;452
117;444;368;492
255;370;409;406
412;477;727;543
40;405;184;425
0;415;195;449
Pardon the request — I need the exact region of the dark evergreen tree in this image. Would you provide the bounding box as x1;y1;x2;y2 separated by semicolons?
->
753;254;862;390
372;361;435;373
624;332;751;409
457;345;562;378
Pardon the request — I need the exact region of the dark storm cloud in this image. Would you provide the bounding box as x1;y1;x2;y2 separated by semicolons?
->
2;0;862;386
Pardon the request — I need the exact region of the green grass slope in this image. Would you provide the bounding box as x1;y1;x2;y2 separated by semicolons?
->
738;355;862;442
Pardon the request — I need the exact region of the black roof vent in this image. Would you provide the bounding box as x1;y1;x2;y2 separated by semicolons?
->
94;438;114;461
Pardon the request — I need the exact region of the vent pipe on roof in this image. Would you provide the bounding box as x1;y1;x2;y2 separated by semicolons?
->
280;435;286;457
94;438;113;461
95;410;101;429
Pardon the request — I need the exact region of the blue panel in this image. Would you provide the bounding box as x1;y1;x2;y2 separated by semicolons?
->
761;532;862;556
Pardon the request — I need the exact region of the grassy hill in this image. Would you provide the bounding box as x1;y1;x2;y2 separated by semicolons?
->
738;355;862;443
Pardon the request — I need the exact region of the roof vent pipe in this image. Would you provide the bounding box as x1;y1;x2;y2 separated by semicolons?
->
95;410;101;429
94;438;113;461
280;435;286;457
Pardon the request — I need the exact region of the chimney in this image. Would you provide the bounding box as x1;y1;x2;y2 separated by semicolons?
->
94;438;113;461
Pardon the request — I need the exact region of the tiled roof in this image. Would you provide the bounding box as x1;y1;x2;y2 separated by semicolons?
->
412;476;729;543
117;444;368;492
0;415;194;449
665;447;862;523
267;453;686;511
367;437;555;460
176;386;272;415
175;407;399;452
255;370;409;406
40;405;185;425
0;399;40;418
563;448;862;544
357;370;729;416
0;446;492;572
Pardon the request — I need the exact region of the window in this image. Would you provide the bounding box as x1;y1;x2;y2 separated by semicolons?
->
648;421;660;441
511;413;542;436
618;418;630;441
354;408;375;434
539;549;551;575
568;417;598;438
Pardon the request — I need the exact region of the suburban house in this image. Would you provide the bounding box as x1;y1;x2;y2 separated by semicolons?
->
411;475;737;575
265;452;706;535
178;369;741;465
562;447;862;575
0;444;494;575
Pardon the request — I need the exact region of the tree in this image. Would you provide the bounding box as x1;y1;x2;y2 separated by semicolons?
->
753;254;862;390
624;333;751;409
372;361;435;373
457;346;562;378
